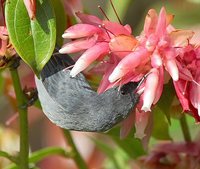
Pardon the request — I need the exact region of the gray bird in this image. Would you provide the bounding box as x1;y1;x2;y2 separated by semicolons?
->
35;51;141;132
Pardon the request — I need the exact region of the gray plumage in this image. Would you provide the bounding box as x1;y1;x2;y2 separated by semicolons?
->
35;52;140;132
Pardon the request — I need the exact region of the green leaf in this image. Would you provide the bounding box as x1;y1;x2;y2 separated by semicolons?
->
50;0;66;46
5;0;56;76
29;147;71;163
152;106;172;140
5;147;71;169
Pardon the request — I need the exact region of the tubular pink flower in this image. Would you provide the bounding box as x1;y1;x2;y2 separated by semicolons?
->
151;50;163;68
76;12;102;25
108;47;149;83
62;24;102;39
155;7;167;37
141;68;159;112
70;42;109;77
135;110;150;139
59;35;98;54
144;9;158;36
60;12;135;82
23;0;36;20
165;59;179;81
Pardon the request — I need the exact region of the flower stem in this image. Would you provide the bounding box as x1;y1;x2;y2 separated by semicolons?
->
10;66;29;169
179;114;191;142
0;150;18;164
63;129;88;169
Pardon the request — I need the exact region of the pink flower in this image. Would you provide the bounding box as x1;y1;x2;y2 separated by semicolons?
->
138;141;200;169
0;26;8;56
60;12;137;86
173;45;200;121
108;7;194;112
0;26;16;57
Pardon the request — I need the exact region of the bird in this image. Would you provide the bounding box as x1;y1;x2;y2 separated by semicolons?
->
35;49;142;132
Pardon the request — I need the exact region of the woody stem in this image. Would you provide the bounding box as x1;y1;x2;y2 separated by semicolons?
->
179;114;191;142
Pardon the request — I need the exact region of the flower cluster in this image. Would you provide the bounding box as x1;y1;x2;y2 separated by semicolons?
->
60;7;200;138
138;141;200;169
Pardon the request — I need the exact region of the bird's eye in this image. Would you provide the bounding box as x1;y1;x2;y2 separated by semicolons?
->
120;90;126;95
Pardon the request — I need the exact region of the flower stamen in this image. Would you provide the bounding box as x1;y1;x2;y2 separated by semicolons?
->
99;24;115;37
98;5;110;21
109;0;122;24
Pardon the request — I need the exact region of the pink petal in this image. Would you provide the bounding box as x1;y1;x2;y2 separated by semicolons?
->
145;34;158;52
144;9;158;35
0;27;8;40
151;50;163;68
141;111;153;150
70;42;109;77
165;59;179;81
176;61;193;81
173;80;190;111
62;24;102;39
0;27;8;56
170;30;194;47
109;35;137;59
97;58;118;94
109;47;149;82
76;12;102;25
156;7;167;37
166;14;174;26
59;35;97;54
190;69;200;116
23;0;36;20
153;66;164;104
141;68;159;112
0;39;7;56
120;109;135;139
103;20;131;36
134;110;150;139
124;24;132;34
